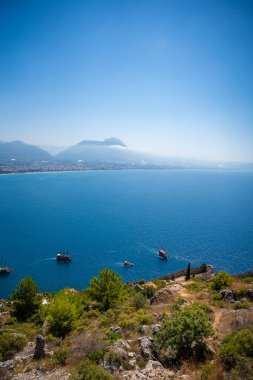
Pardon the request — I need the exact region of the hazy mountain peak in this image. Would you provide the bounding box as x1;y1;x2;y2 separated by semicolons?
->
0;140;52;161
78;137;126;147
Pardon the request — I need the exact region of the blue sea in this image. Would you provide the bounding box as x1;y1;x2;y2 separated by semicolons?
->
0;170;253;299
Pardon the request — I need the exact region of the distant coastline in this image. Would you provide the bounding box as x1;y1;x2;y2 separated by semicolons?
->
1;164;253;176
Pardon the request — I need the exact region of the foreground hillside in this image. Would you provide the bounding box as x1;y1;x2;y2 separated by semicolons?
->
0;268;253;380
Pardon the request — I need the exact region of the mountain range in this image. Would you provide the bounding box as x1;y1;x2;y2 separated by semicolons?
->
0;138;252;170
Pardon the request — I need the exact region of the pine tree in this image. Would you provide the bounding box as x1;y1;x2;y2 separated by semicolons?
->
87;268;125;311
10;277;39;321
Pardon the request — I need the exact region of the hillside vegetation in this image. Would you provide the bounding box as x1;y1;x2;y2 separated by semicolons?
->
0;269;253;380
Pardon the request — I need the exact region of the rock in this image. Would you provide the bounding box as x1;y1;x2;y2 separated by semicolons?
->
205;345;216;356
140;325;148;334
150;286;175;305
220;289;234;300
128;358;137;369
109;326;122;334
246;289;253;300
12;368;71;379
145;360;163;370
122;366;175;379
113;339;131;351
0;359;15;371
151;324;161;335
180;375;190;380
41;321;49;335
139;336;158;360
33;335;46;360
236;315;245;329
178;298;189;306
239;298;248;303
111;339;131;360
167;284;182;292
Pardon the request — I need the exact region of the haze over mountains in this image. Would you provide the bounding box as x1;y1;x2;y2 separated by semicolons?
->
0;138;252;170
0;140;52;161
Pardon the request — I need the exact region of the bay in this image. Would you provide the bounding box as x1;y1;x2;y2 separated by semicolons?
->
0;169;253;299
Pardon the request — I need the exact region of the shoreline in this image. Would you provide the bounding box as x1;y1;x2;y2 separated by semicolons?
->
1;167;253;176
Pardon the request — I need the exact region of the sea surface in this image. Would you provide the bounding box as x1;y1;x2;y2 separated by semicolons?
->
0;169;253;299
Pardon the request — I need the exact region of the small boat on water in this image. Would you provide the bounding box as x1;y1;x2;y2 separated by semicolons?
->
56;252;72;262
0;259;11;274
0;266;11;274
123;261;134;267
159;248;168;260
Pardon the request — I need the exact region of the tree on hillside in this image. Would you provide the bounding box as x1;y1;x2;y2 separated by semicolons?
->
211;270;233;291
87;268;125;311
40;292;80;337
10;277;39;321
156;303;213;360
185;262;191;281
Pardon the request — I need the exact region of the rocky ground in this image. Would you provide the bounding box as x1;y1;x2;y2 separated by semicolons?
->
1;274;253;380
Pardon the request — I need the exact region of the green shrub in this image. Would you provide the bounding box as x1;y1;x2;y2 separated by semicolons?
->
105;350;123;368
211;271;233;291
142;286;156;299
219;329;253;369
0;333;26;361
40;293;80;337
132;293;147;310
152;279;166;289
10;277;39;321
87;268;126;311
185;278;207;292
86;348;106;364
200;364;212;380
53;347;68;365
241;277;253;284
71;359;112;380
156;303;213;360
106;330;120;343
234;301;251;310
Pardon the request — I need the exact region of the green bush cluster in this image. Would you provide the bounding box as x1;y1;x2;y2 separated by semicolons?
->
10;277;40;321
40;291;83;337
156;303;213;360
71;359;112;380
53;347;68;365
219;329;253;369
211;271;233;291
0;333;26;361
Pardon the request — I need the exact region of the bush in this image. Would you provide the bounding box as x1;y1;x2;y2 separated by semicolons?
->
86;348;106;364
156;303;213;360
53;347;68;365
234;301;251;310
211;271;233;291
142;286;156;299
0;333;26;361
87;268;126;311
106;330;120;343
10;277;39;321
71;359;112;380
105;351;123;368
132;293;147;310
40;293;80;337
219;329;253;369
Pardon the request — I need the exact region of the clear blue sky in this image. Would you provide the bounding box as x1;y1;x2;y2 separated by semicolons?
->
0;0;253;161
